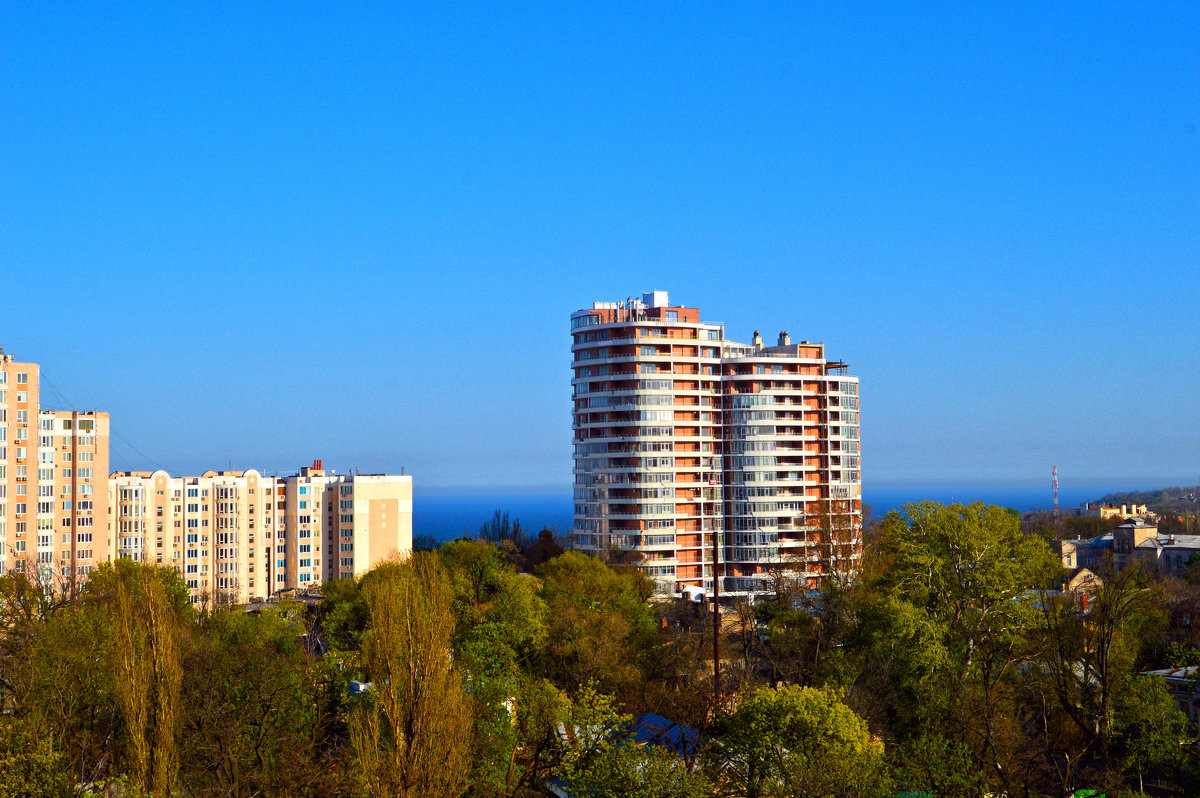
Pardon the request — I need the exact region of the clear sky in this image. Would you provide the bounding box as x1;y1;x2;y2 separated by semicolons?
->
2;3;1197;495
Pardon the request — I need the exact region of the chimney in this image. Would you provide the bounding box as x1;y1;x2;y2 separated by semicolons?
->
778;331;791;346
752;330;763;349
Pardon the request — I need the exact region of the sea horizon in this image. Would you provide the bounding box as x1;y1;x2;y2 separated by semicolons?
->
413;478;1181;542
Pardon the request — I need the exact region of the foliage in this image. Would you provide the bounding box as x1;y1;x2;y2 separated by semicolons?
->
536;550;658;698
719;684;889;798
889;733;984;798
0;716;79;798
352;554;474;798
557;684;710;798
4;502;1197;797
1114;674;1191;788
477;509;530;551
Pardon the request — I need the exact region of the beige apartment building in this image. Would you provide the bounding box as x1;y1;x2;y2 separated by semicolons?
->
107;469;280;605
281;461;414;592
1;352;110;589
571;292;862;597
108;463;413;605
2;353;413;604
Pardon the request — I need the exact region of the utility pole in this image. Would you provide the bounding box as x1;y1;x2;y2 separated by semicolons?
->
712;517;721;706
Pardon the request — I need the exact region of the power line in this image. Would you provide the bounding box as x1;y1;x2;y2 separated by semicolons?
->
41;370;172;473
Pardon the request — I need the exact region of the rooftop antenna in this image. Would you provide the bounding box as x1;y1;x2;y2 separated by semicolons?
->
1052;466;1060;523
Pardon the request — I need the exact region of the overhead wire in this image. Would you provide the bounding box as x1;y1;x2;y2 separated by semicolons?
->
39;370;172;473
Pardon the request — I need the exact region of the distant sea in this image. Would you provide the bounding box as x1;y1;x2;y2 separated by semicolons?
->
414;482;1134;542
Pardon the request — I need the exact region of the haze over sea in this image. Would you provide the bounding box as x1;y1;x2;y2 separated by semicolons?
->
414;480;1158;542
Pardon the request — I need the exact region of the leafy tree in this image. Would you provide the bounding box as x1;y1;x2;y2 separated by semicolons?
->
179;606;343;797
109;563;185;796
440;540;550;796
535;551;658;701
26;602;118;785
1037;563;1164;787
0;569;74;711
412;534;440;552
889;733;984;798
319;576;369;651
0;716;79;798
853;502;1058;792
1115;674;1191;793
352;554;474;798
719;684;888;798
557;684;709;798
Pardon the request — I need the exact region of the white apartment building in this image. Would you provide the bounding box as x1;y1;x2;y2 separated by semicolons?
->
571;292;861;597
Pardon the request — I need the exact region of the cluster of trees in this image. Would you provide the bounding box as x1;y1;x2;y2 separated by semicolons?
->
1;501;1198;796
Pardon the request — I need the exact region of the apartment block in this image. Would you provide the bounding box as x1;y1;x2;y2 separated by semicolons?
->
108;469;280;606
281;461;414;591
108;463;414;605
0;353;110;589
571;292;861;597
2;351;413;604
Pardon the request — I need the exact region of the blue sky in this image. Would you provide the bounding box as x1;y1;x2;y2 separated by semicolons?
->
2;3;1197;495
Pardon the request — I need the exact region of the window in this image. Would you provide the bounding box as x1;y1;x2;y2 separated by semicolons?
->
665;311;678;321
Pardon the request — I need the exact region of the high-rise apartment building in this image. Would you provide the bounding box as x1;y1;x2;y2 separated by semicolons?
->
280;461;414;592
2;352;412;604
571;292;861;597
108;462;413;605
108;469;281;605
0;352;110;588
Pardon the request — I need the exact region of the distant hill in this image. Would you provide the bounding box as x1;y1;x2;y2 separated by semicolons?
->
1096;485;1200;515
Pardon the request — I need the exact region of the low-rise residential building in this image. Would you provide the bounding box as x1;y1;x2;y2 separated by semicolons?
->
1060;519;1200;578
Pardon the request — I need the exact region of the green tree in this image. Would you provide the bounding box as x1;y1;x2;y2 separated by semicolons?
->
1115;674;1191;793
854;502;1058;793
440;540;551;797
889;733;983;798
109;563;185;796
319;575;369;651
535;551;658;701
26;602;119;785
719;684;888;798
0;716;80;798
352;554;474;798
557;685;709;798
1039;564;1161;772
179;605;342;797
